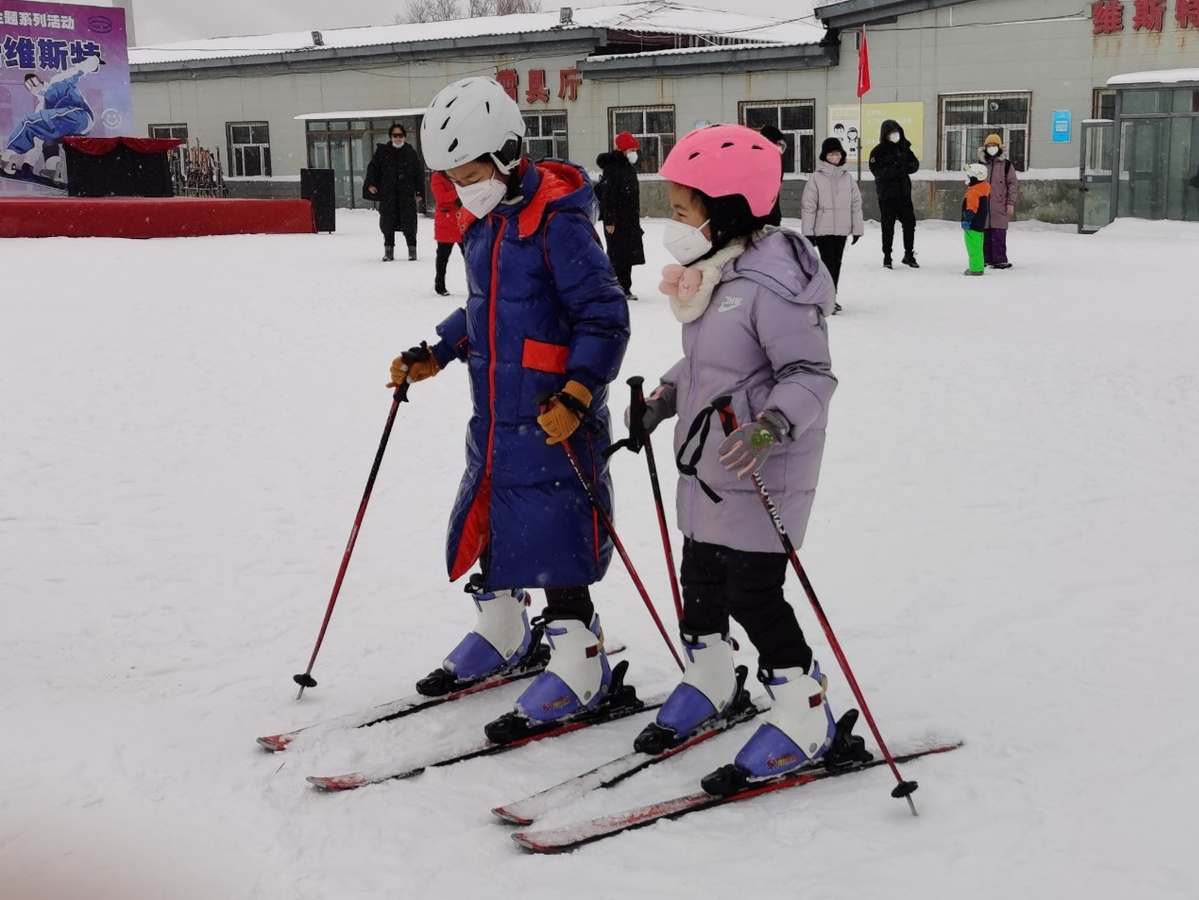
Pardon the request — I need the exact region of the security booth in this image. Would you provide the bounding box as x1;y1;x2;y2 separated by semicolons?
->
1083;70;1199;231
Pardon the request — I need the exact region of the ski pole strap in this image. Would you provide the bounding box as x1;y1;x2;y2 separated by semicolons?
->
675;395;737;505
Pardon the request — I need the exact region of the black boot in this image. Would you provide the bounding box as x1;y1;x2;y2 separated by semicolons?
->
382;245;394;262
902;252;919;268
434;281;449;297
408;246;418;261
883;255;892;269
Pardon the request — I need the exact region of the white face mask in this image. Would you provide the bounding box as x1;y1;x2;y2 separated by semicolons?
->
625;150;639;165
663;219;712;265
888;132;901;143
986;145;1000;156
456;177;507;218
391;137;405;148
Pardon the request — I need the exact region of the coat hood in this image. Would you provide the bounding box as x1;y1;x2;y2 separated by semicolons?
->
879;119;906;143
463;158;595;238
730;229;836;316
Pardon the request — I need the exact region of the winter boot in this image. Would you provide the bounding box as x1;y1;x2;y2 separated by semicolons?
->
408;246;418;261
434;281;449;297
382;244;395;262
510;615;611;725
415;586;534;696
902;252;920;268
731;662;836;778
634;632;737;754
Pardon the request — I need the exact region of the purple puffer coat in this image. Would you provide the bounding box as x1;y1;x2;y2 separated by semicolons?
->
977;147;1019;229
656;229;837;553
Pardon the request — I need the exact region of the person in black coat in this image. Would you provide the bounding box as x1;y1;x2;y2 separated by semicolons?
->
867;118;920;268
364;123;423;261
594;132;645;300
758;124;787;227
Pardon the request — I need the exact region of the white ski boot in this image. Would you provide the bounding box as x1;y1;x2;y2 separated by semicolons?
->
732;662;836;777
415;586;536;696
634;631;738;753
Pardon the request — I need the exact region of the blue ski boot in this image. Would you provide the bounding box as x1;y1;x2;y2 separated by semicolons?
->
634;632;738;754
415;584;537;696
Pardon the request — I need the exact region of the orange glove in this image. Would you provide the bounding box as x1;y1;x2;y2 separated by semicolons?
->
387;341;441;388
536;380;593;445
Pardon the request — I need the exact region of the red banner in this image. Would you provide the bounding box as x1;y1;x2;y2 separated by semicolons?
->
857;26;871;98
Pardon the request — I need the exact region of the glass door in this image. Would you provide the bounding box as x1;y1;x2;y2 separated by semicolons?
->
1118;118;1169;220
1079;120;1114;234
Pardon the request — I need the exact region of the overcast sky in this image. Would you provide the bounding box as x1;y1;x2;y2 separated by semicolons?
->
92;0;806;45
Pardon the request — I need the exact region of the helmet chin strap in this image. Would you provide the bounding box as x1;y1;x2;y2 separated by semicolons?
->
490;136;523;175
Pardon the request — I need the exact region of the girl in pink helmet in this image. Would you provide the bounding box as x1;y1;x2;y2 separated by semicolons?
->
630;124;866;791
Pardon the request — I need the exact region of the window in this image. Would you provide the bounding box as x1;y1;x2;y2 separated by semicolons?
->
149;123;188;142
739;100;816;174
523;111;569;161
609;106;675;173
226;122;272;177
1093;89;1116;120
939;92;1030;171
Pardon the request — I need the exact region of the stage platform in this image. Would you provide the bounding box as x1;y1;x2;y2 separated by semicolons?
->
0;197;316;239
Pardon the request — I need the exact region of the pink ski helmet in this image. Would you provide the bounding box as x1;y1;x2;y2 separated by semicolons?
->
659;124;782;218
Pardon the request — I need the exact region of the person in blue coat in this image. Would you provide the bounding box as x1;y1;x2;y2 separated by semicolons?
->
389;77;630;733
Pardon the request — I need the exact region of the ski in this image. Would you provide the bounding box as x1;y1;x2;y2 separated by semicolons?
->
492;667;762;825
510;740;964;853
307;661;665;792
256;636;623;752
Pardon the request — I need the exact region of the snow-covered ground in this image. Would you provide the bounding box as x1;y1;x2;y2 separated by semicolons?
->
2;209;1196;899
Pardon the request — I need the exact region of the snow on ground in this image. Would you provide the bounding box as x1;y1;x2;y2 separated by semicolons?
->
2;209;1197;899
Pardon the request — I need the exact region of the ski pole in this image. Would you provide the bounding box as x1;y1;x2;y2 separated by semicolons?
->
559;438;685;671
605;376;683;622
714;396;919;813
293;382;410;699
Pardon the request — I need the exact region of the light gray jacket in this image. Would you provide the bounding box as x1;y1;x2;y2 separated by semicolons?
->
801;160;864;238
655;229;837;552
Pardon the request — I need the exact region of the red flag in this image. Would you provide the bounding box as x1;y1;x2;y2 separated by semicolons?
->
857;26;871;97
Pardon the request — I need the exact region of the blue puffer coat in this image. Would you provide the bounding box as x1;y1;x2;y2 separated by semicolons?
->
428;159;630;590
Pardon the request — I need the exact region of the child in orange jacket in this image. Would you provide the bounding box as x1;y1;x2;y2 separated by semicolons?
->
962;164;991;276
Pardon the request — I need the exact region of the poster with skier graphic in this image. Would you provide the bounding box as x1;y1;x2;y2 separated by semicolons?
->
0;1;131;194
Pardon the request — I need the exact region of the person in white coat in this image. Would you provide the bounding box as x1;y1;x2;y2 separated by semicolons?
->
801;138;863;314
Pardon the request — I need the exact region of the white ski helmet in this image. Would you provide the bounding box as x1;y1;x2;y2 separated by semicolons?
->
964;163;988;182
420;76;526;173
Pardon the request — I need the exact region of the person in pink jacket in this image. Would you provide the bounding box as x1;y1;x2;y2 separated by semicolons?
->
978;133;1019;268
629;124;867;792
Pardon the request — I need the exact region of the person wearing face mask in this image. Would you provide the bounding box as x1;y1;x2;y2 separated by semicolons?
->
867;119;920;269
387;77;630;740
594;132;645;301
363;123;423;261
629;125;865;788
977;134;1019;269
757;124;788;227
801;136;864;314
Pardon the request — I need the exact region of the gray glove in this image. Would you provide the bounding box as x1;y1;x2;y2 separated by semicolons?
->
717;409;789;479
624;384;673;435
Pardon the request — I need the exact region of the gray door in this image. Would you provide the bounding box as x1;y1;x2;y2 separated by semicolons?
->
1078;120;1114;234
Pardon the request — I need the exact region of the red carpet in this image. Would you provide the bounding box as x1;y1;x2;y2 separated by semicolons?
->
0;197;316;238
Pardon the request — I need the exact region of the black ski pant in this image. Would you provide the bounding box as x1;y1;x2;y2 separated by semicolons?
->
434;241;463;288
879;195;916;259
809;235;847;290
679;537;812;672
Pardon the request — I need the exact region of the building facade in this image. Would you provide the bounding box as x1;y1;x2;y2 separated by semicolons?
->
127;0;1199;225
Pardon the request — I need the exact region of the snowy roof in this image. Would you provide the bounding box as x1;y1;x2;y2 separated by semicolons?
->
128;2;818;66
1107;68;1199;86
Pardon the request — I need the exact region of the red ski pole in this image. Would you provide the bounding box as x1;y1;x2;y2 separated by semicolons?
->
293;383;409;698
559;438;685;671
714;396;919;813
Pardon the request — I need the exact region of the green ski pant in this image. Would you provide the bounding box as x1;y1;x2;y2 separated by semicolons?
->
964;230;984;273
